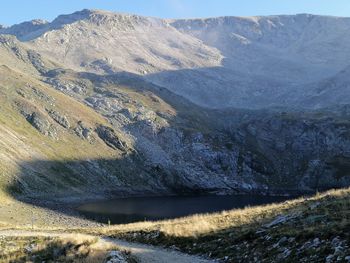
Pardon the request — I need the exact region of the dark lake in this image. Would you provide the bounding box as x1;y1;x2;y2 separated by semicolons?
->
77;195;291;224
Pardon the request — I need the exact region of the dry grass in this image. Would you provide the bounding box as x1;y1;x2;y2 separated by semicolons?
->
0;235;99;262
0;234;137;263
0;233;139;263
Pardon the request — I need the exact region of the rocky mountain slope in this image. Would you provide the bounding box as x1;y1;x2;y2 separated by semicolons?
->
0;10;349;202
0;10;221;76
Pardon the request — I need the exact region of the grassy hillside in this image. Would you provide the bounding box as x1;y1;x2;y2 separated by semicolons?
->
0;60;129;201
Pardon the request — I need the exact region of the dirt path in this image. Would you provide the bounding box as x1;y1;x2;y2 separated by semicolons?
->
0;230;214;263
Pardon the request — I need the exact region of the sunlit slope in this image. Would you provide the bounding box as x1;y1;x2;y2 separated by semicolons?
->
0;64;130;199
0;34;57;75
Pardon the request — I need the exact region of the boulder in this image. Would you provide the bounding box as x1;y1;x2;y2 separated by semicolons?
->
96;125;128;151
27;112;58;139
74;121;95;143
47;109;70;129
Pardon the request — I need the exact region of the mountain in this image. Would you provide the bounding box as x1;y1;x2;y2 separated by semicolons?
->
2;10;350;109
0;19;48;40
0;10;350;203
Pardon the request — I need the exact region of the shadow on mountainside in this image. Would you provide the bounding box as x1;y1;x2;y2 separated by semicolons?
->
6;154;209;203
5;156;220;226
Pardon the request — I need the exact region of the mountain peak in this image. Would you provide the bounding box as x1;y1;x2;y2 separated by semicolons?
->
51;9;95;25
29;19;49;25
51;9;153;27
0;19;49;41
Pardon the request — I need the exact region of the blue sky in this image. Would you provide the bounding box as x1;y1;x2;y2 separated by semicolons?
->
1;0;350;26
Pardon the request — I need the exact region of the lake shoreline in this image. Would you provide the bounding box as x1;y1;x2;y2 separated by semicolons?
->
7;187;320;227
17;186;314;207
75;194;295;224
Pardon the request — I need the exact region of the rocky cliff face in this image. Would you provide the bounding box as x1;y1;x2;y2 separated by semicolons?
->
224;110;350;191
0;10;349;200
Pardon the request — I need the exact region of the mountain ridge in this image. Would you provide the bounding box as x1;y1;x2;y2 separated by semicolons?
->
3;9;348;28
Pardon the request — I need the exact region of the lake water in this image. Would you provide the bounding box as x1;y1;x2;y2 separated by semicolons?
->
77;195;291;224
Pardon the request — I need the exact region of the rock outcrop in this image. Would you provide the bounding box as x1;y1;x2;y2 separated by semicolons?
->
47;110;70;129
26;112;58;139
96;125;128;152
